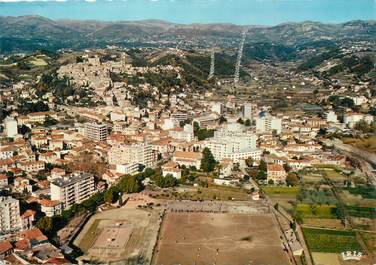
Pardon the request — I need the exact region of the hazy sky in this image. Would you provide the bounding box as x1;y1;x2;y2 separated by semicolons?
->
0;0;374;25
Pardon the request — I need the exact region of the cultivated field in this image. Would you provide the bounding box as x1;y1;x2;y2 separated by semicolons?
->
302;228;362;253
74;207;162;263
263;186;298;212
153;211;290;265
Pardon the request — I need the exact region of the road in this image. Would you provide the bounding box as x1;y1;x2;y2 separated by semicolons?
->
260;191;313;265
326;139;376;187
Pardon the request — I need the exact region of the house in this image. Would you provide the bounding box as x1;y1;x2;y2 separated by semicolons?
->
172;151;202;169
20;210;36;230
0;241;13;259
39;199;63;217
18;161;45;173
50;168;66;180
287;159;313;171
19;228;48;248
321;155;346;167
219;159;233;178
0;159;15;172
14;177;33;193
161;161;182;179
213;178;240;187
267;164;287;184
0;174;8;187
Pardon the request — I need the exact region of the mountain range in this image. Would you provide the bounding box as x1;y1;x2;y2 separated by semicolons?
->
0;16;375;53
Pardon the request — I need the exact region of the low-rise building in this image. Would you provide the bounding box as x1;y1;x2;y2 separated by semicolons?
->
161;161;182;179
0;174;8;187
39;199;63;217
18;161;45;173
172;151;202;169
267;164;287;184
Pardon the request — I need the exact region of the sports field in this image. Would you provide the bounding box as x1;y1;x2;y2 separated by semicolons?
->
153;212;290;265
74;207;162;263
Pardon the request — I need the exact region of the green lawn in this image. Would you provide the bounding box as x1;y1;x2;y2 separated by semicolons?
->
303;228;362;253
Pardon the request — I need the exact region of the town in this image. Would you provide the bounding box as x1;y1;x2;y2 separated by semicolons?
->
0;25;375;265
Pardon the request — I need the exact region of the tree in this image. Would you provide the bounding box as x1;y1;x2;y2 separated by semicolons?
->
143;168;155;178
36;216;53;234
104;188;116;203
43;115;58;127
196;128;214;141
245;119;251;126
118;175;143;193
193;121;200;134
237;118;244;124
201;148;216;172
354;120;374;133
245;157;254;167
257;170;267;180
258;160;267;172
290;221;297;231
286;173;299;186
219;116;227;124
152;174;177;188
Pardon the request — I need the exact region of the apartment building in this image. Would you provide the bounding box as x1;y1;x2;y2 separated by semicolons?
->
108;143;155;169
203;129;260;162
0;197;22;233
323;111;338;123
256;112;282;134
169;125;194;142
5;119;18;138
242;103;252;120
50;173;95;209
83;122;108;141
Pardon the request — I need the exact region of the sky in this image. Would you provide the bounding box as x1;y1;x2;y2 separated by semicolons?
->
0;0;374;25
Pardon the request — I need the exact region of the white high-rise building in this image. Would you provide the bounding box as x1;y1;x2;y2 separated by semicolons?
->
203;128;260;162
256;112;282;134
83;122;108;141
50;173;95;209
242;103;252;120
5;119;18;138
0;197;22;233
324;111;338;123
108;143;155;169
211;102;225;115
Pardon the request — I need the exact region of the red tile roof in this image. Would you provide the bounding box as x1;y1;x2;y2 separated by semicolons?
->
0;241;12;254
20;228;47;242
20;209;36;219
